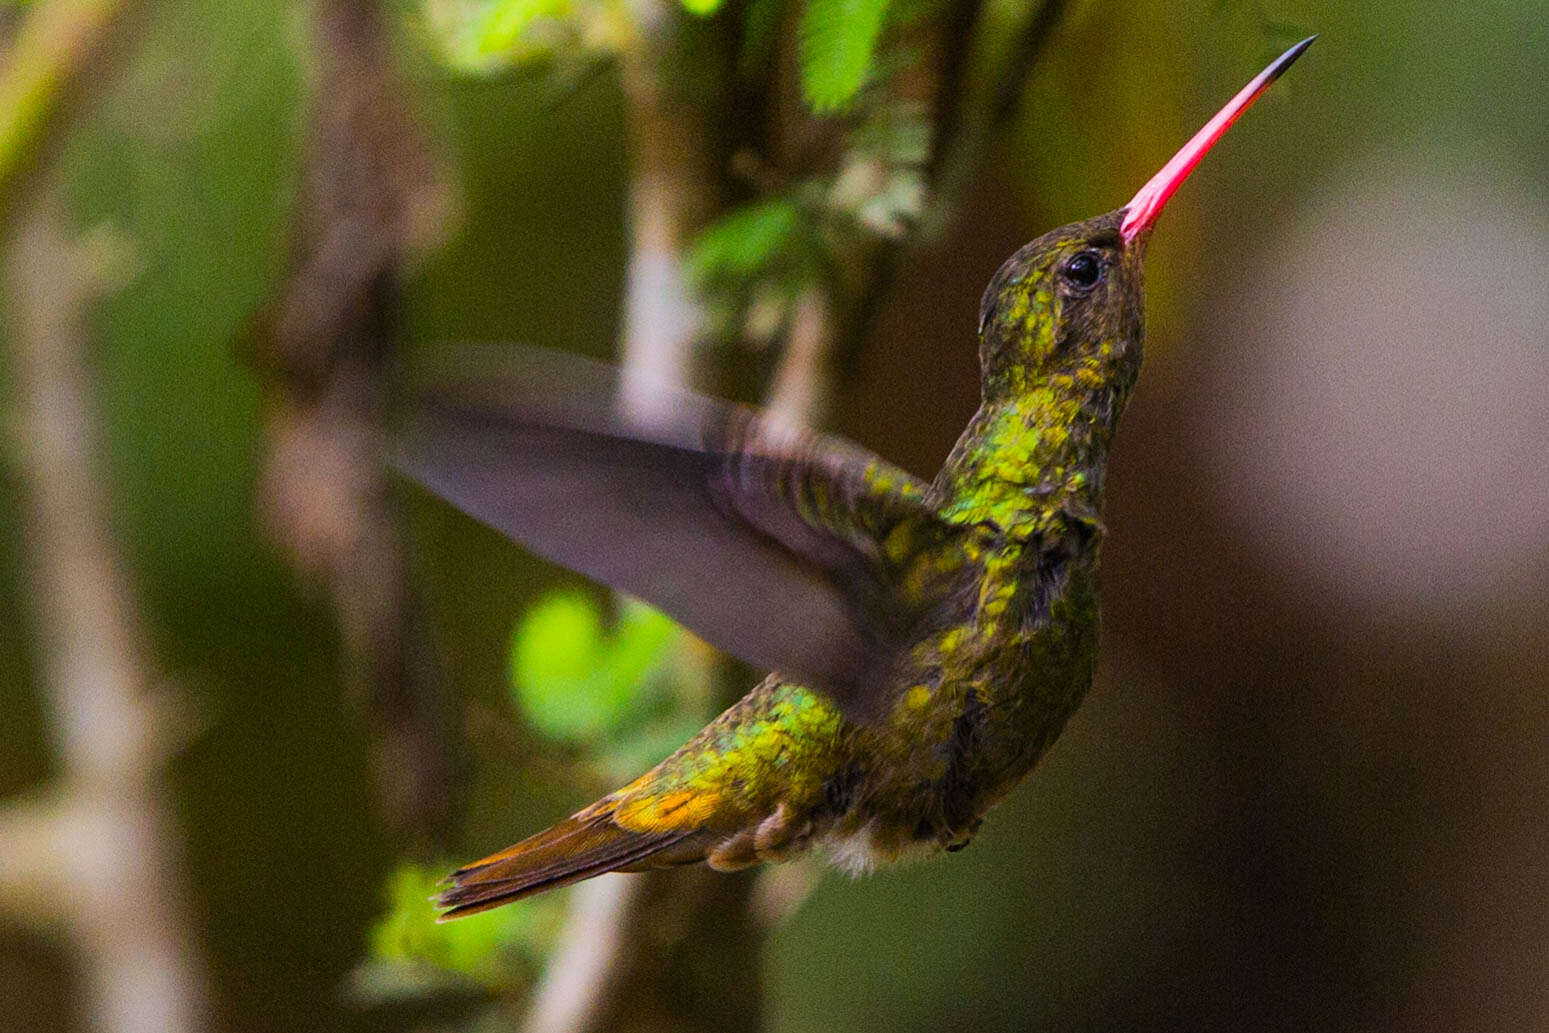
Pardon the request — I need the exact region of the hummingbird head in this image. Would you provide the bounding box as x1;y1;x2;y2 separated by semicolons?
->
976;36;1315;407
976;210;1145;404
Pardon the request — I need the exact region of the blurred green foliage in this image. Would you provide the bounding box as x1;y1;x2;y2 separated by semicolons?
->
688;197;815;341
426;0;910;111
475;0;578;56
688;198;805;287
362;590;702;993
424;0;933;351
508;590;713;781
423;0;596;71
363;863;564;996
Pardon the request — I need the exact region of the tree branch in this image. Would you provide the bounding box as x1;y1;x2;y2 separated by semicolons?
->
613;0;717;424
0;792;70;927
925;0;1073;238
2;197;206;1033
255;0;458;839
833;0;1074;387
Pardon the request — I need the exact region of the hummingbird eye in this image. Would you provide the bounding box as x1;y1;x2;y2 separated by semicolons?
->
1060;251;1104;291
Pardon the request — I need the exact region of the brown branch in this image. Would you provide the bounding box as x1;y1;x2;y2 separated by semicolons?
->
2;197;207;1033
613;0;717;424
519;875;637;1033
0;792;71;927
989;0;1073;126
766;286;835;429
924;0;989;184
526;863;763;1033
254;0;458;838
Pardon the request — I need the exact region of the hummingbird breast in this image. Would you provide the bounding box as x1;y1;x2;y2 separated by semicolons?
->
805;523;1103;871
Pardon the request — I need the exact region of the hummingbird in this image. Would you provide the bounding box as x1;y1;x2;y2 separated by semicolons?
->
400;37;1315;918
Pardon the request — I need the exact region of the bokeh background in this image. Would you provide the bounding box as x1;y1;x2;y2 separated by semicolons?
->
1;1;1546;1031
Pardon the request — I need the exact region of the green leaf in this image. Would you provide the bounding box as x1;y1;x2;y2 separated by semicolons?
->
422;0;582;70
798;0;892;111
363;862;564;994
475;0;575;55
680;0;726;14
686;199;803;284
509;591;679;742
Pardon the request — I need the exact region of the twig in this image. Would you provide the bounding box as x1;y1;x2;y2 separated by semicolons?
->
613;0;715;426
833;0;1074;386
2;198;206;1033
766;286;834;430
0;0;136;225
989;0;1073;126
0;792;70;927
519;874;638;1033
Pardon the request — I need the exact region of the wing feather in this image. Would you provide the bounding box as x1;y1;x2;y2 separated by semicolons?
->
393;345;936;723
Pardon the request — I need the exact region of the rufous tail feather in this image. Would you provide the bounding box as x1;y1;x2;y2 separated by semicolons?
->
436;805;694;920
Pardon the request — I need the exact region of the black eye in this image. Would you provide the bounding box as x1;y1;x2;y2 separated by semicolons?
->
1061;251;1104;291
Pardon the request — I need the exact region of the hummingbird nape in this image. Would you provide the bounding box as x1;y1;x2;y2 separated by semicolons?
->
398;36;1316;919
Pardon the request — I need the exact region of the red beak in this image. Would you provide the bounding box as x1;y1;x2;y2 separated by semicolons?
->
1120;36;1316;246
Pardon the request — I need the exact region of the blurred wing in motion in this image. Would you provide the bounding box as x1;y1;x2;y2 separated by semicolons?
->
393;344;936;723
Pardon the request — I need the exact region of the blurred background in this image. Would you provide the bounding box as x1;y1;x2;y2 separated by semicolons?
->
1;1;1545;1031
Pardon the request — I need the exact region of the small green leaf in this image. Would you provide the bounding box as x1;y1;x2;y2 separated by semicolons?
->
798;0;892;112
364;863;564;993
680;0;726;14
424;0;580;70
687;199;802;284
509;591;678;742
476;0;575;55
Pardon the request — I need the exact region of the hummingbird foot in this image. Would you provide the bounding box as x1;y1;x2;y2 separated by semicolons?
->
943;818;982;853
705;802;815;871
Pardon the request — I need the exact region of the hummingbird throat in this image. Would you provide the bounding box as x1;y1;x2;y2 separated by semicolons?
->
933;374;1128;536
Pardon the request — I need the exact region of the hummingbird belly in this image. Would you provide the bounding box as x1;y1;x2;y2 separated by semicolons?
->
734;537;1101;875
600;529;1101;878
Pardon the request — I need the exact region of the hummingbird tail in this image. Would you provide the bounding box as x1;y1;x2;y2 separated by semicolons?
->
435;805;697;919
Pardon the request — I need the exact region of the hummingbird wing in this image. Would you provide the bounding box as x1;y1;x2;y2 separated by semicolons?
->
394;344;936;724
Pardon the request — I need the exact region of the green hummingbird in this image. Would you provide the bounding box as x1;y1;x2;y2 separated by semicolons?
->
400;37;1315;918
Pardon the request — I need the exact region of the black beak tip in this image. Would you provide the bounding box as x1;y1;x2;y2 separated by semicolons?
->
1270;35;1319;81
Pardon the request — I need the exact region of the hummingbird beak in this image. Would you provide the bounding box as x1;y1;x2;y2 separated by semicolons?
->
1119;36;1316;247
